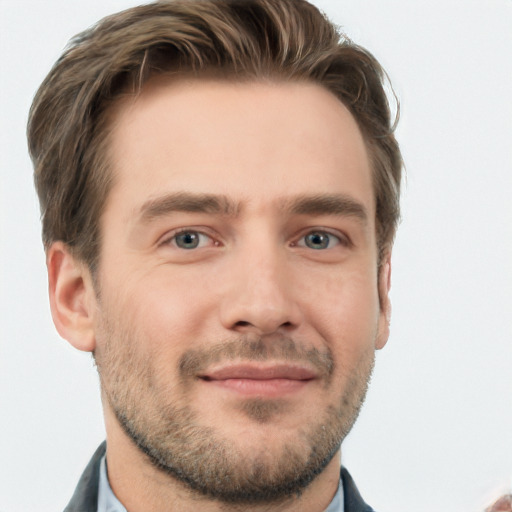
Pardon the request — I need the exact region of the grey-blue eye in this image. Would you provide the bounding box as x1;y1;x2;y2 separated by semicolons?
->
174;231;201;249
304;231;336;250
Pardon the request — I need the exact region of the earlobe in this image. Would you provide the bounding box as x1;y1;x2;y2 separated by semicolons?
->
47;242;97;352
376;253;392;350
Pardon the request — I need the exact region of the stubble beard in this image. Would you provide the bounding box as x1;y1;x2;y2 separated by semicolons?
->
94;315;375;506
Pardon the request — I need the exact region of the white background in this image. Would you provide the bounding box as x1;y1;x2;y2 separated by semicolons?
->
1;1;511;511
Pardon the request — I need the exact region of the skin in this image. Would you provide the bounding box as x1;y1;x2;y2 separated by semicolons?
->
48;79;392;512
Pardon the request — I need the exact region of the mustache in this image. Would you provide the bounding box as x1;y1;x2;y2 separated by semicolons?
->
178;335;334;381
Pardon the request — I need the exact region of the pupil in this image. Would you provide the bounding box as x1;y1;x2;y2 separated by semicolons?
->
177;232;199;249
306;232;329;249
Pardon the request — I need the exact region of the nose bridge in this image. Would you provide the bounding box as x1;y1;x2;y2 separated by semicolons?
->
248;249;285;304
220;235;300;334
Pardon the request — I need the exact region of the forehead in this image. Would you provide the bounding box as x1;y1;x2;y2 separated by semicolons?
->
104;78;374;222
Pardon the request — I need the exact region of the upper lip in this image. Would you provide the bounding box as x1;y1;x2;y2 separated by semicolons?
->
199;364;317;381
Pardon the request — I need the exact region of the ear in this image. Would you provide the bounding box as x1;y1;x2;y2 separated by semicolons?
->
375;251;392;350
47;242;97;352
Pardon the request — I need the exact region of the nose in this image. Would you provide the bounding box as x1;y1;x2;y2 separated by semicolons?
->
219;247;302;336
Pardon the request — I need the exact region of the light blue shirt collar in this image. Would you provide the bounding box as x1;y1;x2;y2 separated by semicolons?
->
98;455;343;512
97;456;127;512
326;478;344;512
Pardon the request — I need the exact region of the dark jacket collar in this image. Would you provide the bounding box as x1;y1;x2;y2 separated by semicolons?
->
63;441;105;512
64;442;375;512
340;466;376;512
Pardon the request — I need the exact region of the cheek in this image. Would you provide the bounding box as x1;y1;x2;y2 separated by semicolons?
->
100;265;220;356
295;266;381;342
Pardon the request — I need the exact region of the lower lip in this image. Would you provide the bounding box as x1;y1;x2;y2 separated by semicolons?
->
203;378;311;397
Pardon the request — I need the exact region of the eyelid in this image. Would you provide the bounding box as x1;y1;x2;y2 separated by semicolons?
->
157;226;350;250
158;227;220;248
291;228;351;249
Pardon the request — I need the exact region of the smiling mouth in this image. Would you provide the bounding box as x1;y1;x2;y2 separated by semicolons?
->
199;364;317;397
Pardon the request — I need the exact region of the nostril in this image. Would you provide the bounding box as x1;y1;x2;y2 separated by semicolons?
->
233;319;295;331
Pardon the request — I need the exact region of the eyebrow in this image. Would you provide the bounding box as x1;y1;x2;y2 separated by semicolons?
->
137;191;368;225
138;192;240;222
284;194;369;225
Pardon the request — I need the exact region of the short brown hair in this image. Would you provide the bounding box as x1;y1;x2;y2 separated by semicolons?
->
28;0;402;271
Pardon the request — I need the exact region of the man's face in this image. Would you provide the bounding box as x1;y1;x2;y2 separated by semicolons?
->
92;79;390;503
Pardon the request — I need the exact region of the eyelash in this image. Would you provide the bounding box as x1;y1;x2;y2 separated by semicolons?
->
292;230;348;250
160;228;220;249
160;228;349;251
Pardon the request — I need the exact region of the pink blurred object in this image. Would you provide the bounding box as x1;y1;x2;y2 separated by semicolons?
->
485;494;512;512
